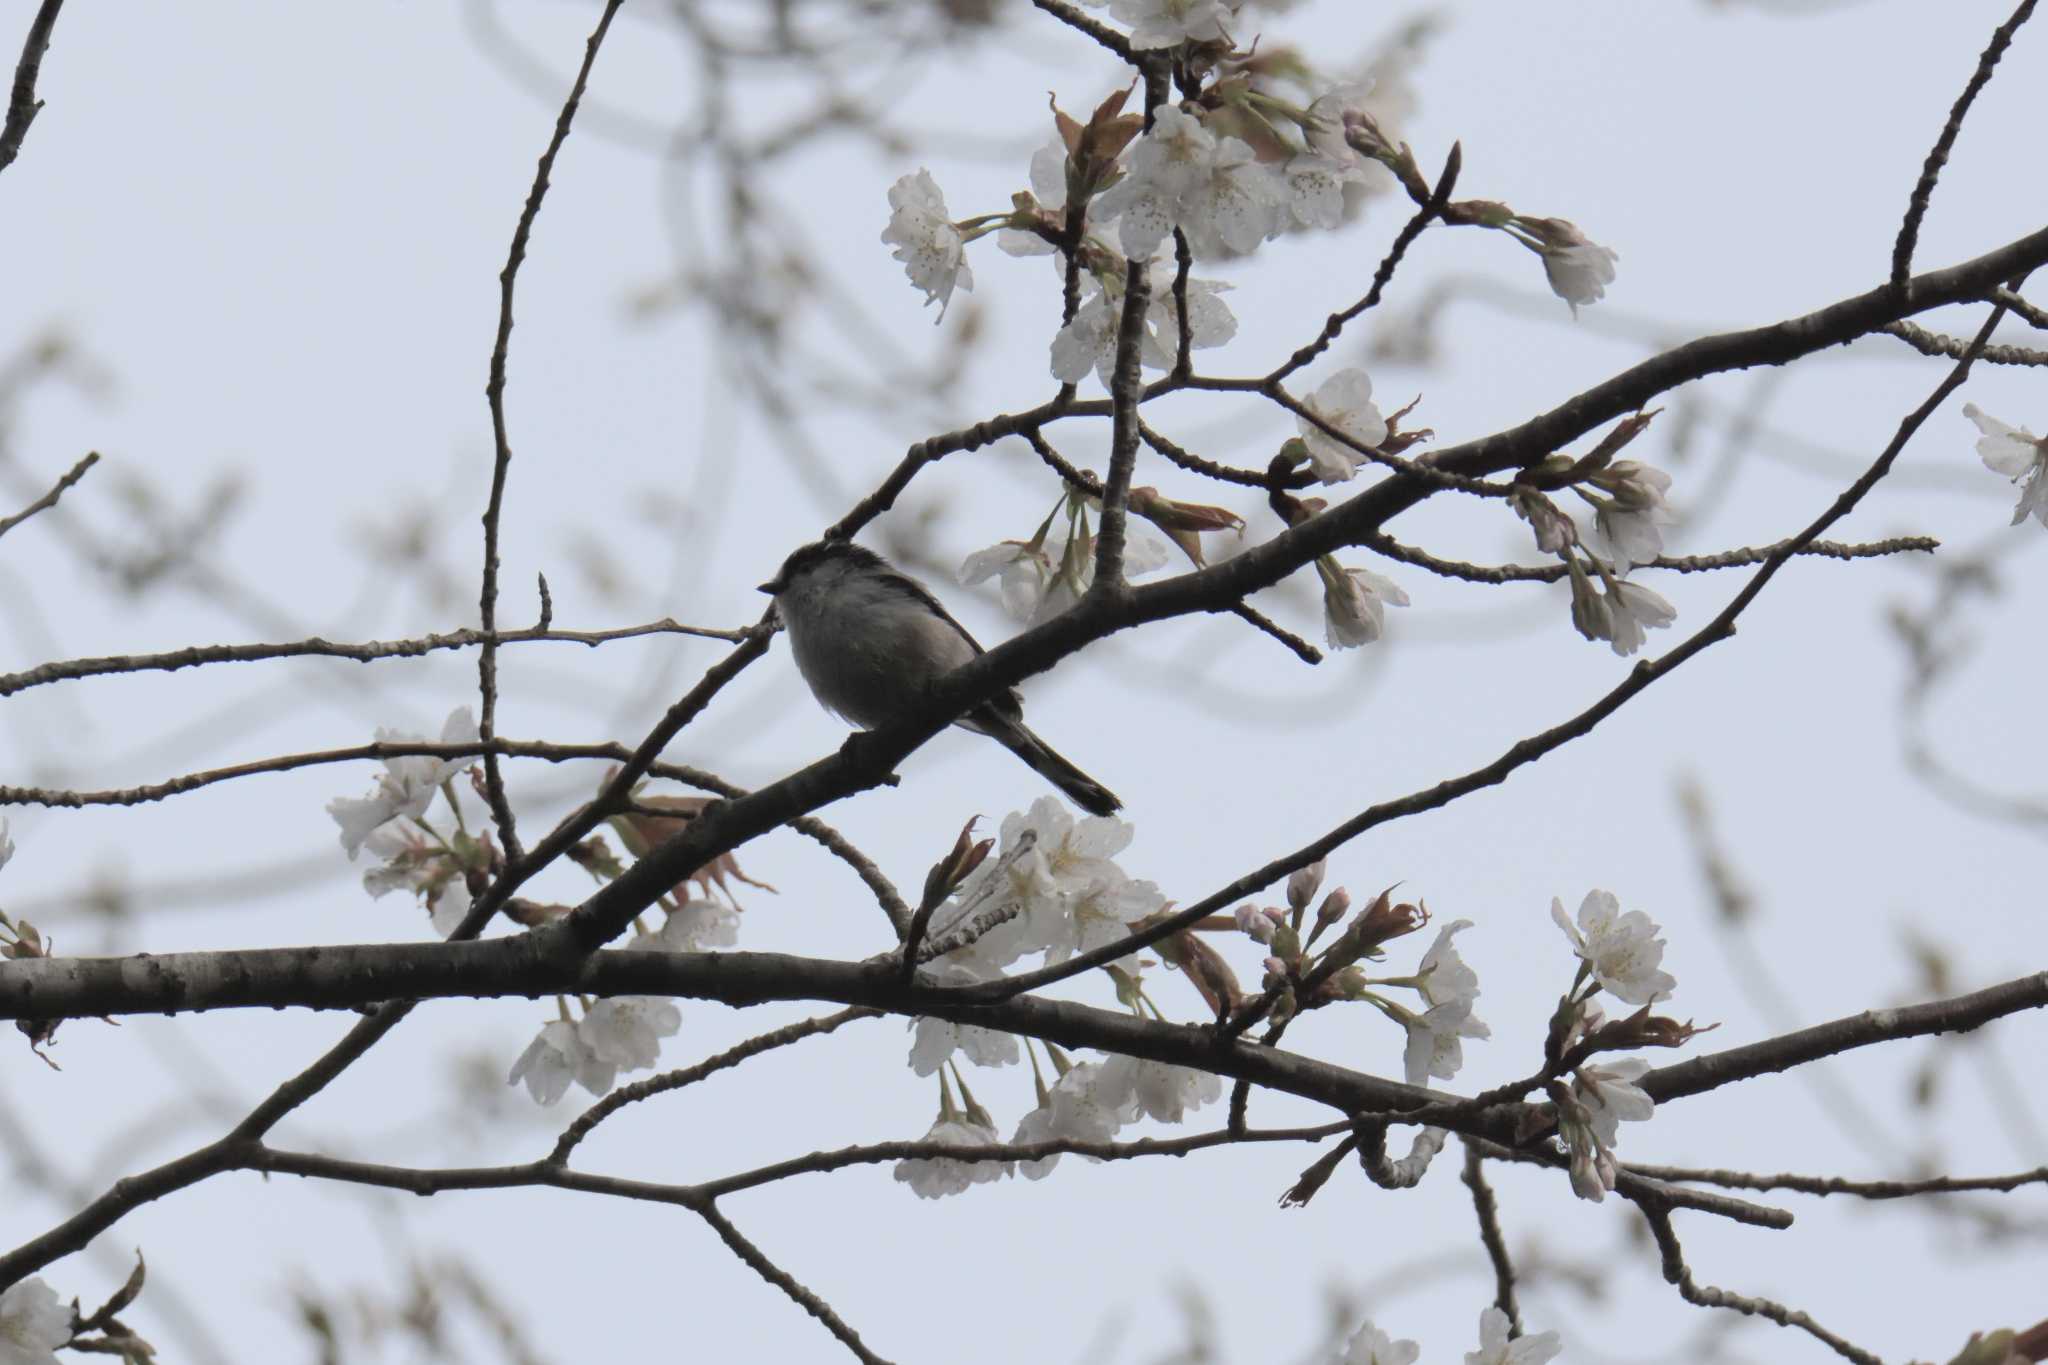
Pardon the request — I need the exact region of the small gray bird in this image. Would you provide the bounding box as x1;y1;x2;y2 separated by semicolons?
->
759;539;1122;817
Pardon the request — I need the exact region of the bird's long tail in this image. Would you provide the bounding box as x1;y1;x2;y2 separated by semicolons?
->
974;710;1123;817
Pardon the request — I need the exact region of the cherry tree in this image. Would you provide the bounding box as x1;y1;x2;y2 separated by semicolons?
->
1;0;2044;1361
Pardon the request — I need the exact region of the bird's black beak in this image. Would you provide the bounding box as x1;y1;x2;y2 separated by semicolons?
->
757;578;781;595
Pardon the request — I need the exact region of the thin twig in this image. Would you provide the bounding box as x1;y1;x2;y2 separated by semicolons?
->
695;1202;898;1365
1362;530;1939;586
1461;1142;1523;1337
1269;143;1461;384
1992;286;2048;329
1227;602;1322;663
0;617;748;699
1890;0;2037;291
1627;1161;2048;1201
1880;317;2048;366
476;0;627;864
1637;1200;1884;1365
0;0;64;176
0;450;96;542
1028;0;1136;61
1460;1138;1793;1230
551;1009;880;1163
694;1121;1352;1200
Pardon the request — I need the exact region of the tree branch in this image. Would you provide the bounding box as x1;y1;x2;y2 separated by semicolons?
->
476;0;627;864
0;617;749;699
0;450;95;542
0;0;64;176
1890;0;2037;291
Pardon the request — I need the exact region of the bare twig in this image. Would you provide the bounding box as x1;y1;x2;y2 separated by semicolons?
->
1462;1142;1523;1337
1028;0;1137;61
0;0;64;176
551;1008;880;1163
0;617;749;698
1269;143;1461;384
0;450;96;542
1992;286;2048;329
1638;1200;1884;1365
1362;530;1939;586
1891;0;2038;290
1881;317;2048;366
1227;602;1322;663
1627;1162;2048;1201
694;1202;898;1365
476;0;627;864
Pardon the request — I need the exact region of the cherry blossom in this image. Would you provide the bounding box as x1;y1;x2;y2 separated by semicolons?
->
428;876;471;938
508;1019;616;1106
630;898;741;952
1963;403;2048;527
1551;889;1677;1004
1465;1306;1563;1365
893;1116;1011;1198
1573;1057;1656;1146
0;1276;69;1365
1416;918;1481;1011
998;136;1070;257
1095;1054;1222;1123
1567;559;1675;657
1297;368;1389;483
1586;460;1675;569
1092;105;1278;261
1401;998;1490;1086
963;523;1170;625
1321;562;1409;649
1049;263;1237;387
1085;0;1240;49
1012;1060;1129;1179
881;170;973;320
909;964;1022;1075
579;996;682;1073
1515;217;1618;317
326;707;480;858
1341;1319;1421;1365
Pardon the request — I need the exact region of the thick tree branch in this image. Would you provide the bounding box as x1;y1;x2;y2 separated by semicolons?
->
1642;971;2048;1104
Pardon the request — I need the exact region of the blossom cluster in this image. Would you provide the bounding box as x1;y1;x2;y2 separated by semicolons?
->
504;898;739;1106
895;1049;1224;1198
1239;862;1491;1089
1545;888;1691;1201
959;489;1174;625
922;795;1167;977
1339;1307;1562;1365
326;706;486;937
1508;420;1683;658
890;797;1240;1196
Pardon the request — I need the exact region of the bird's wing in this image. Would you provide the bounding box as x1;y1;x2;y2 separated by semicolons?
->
873;565;987;655
874;565;1031;718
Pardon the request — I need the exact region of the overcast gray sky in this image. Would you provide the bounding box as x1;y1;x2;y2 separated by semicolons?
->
2;1;2042;1361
